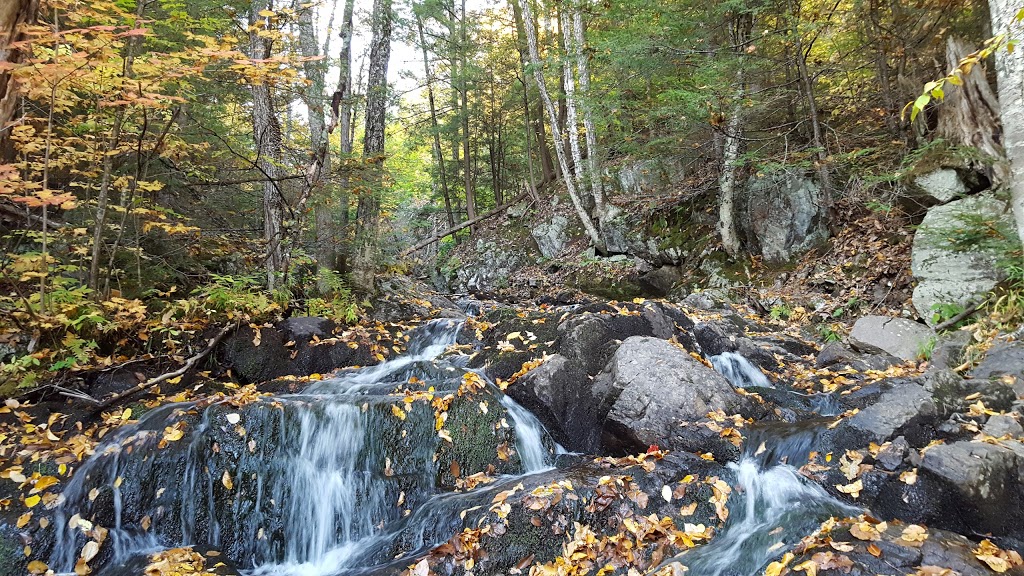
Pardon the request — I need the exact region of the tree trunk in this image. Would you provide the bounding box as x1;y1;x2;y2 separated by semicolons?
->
296;1;334;281
0;0;37;157
718;98;744;257
460;0;476;227
519;0;603;249
334;0;356;273
791;2;833;224
937;36;1008;185
249;0;285;290
415;10;455;229
989;0;1024;248
350;0;392;293
568;0;604;228
510;0;553;188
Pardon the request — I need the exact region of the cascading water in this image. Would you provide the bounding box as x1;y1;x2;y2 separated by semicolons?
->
660;421;856;576
710;352;773;389
50;318;556;576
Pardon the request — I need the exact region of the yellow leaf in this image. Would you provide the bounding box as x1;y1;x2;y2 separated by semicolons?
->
24;494;40;508
222;470;234;490
391;405;407;421
765;552;794;576
835;479;863;498
80;540;100;562
31;475;59;494
27;560;48;574
17;512;31;528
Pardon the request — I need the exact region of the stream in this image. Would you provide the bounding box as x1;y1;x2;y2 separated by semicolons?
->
50;317;854;576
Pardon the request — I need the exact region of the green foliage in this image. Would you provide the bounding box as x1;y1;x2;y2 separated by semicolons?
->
769;303;793;321
930;302;966;327
816;323;842;343
917;336;937;361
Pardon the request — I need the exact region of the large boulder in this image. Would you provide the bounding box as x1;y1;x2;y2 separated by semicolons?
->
741;171;829;264
849;315;934;362
218;317;377;383
911;192;1018;324
531;214;569;258
599;337;756;454
842;381;936;444
971;341;1024;397
920;440;1024;537
902;168;968;214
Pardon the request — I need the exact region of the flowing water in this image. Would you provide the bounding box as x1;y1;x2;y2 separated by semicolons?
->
50;319;555;575
51;320;852;576
710;352;774;389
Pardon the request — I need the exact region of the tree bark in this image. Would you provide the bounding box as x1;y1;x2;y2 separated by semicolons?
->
415;10;455;229
989;0;1024;248
350;0;392;293
249;0;285;290
295;1;335;282
570;1;603;217
519;0;603;249
0;0;37;157
460;0;476;226
937;37;1007;186
718;98;744;257
333;0;356;273
510;0;553;189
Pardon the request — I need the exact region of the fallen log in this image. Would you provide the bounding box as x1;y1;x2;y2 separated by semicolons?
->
400;191;530;257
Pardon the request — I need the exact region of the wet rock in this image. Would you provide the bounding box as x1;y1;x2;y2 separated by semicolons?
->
600;337;756;455
638;266;684;297
849;315;933;362
875;436;910;471
787;519;998;576
911;192;1017;325
741;170;829;264
920;440;1024;537
843;381;936;444
510;354;594;450
219;317;376;383
815;342;900;371
372;452;729;576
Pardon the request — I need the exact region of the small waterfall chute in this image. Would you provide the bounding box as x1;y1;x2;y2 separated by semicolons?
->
710;352;774;389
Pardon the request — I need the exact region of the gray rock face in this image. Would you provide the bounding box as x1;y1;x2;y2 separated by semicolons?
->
741;171;829;264
906;168;968;213
845;382;935;442
985;414;1024;438
972;341;1024;397
605;156;686;196
911;193;1017;324
531;214;569;258
920;440;1024;536
600;337;752;453
452;239;523;294
849;315;934;361
815;342;900;371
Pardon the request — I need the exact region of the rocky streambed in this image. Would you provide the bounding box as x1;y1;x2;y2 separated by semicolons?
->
3;295;1023;576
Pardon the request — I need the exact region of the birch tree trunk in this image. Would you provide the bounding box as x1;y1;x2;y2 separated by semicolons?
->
0;0;37;157
350;0;392;293
519;0;603;249
570;1;604;219
717;98;744;257
249;0;285;290
989;0;1024;248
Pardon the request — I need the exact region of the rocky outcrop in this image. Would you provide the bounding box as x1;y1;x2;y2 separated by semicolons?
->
452;239;525;294
911;192;1017;324
531;214;569;258
741;171;829;264
849;315;933;362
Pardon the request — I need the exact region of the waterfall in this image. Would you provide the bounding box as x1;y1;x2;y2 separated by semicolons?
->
49;318;555;575
710;352;773;389
659;424;856;576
